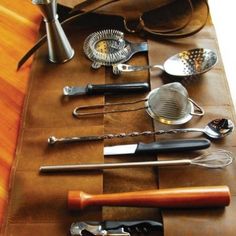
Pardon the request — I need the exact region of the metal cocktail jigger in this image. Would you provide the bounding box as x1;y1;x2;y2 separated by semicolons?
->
32;0;74;63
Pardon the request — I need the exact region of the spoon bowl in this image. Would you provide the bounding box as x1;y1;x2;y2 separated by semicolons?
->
203;118;234;139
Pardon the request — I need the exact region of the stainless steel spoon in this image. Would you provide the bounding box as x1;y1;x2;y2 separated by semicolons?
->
177;118;234;139
48;118;234;145
113;48;218;76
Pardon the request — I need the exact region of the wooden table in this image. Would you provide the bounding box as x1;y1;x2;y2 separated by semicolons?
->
0;0;40;226
0;0;235;230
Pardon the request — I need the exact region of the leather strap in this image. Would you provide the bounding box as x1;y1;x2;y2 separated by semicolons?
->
122;0;193;34
17;0;209;70
140;0;209;38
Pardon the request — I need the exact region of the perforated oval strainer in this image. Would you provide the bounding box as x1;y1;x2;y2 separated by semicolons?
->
83;29;148;69
114;48;218;76
73;82;204;125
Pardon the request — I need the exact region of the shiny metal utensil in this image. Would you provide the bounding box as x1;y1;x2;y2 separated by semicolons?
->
63;82;149;96
70;221;163;236
47;118;234;145
83;29;148;69
32;0;74;63
39;150;234;173
73;82;204;125
113;48;217;76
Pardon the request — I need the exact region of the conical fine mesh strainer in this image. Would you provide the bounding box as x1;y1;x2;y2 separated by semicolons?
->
73;82;204;125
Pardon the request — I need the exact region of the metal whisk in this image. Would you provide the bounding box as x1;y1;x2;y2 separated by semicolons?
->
39;150;234;173
190;149;233;168
73;82;204;125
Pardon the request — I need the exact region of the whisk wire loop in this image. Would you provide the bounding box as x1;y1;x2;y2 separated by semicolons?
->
191;150;234;168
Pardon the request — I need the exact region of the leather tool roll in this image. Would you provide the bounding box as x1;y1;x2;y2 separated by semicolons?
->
2;2;236;236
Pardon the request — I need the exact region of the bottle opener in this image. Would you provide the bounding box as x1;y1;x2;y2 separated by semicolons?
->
70;221;163;236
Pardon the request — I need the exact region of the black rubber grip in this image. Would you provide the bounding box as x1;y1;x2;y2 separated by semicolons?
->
86;82;149;95
102;220;163;231
135;138;210;154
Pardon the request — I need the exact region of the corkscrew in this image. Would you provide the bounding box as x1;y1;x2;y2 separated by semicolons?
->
70;221;163;236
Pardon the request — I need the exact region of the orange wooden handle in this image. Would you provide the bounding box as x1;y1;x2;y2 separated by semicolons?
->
68;186;230;210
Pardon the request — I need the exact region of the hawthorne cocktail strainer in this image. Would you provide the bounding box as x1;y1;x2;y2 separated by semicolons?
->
73;82;204;125
83;29;148;69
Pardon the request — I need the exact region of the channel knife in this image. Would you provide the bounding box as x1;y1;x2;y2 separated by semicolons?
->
104;138;210;156
63;82;149;96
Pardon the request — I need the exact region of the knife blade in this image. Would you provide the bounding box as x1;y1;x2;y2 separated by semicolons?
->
104;138;210;155
63;82;149;96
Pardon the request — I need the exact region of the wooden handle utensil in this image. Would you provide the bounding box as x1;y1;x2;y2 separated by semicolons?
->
68;186;230;210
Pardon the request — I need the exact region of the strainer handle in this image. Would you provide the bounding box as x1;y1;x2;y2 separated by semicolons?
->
188;98;205;116
73;98;147;117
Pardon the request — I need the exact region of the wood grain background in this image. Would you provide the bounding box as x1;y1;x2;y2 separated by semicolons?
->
0;0;41;227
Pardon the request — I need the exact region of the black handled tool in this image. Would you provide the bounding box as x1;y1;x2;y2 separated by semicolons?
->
70;221;163;236
104;138;211;156
63;82;149;96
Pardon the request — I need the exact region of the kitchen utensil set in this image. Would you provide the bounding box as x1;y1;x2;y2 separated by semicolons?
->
28;18;234;230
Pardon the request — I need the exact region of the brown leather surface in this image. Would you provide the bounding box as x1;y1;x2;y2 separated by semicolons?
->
75;0;175;20
148;25;236;235
2;2;236;236
62;0;208;39
58;0;175;17
102;35;161;224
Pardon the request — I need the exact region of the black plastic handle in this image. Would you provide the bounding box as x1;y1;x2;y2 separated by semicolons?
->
135;138;210;154
86;82;149;95
102;220;163;232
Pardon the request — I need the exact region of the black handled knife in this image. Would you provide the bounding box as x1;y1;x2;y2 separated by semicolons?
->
104;138;210;156
63;82;149;96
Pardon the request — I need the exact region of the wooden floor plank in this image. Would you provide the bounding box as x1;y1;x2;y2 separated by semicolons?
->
0;0;41;227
